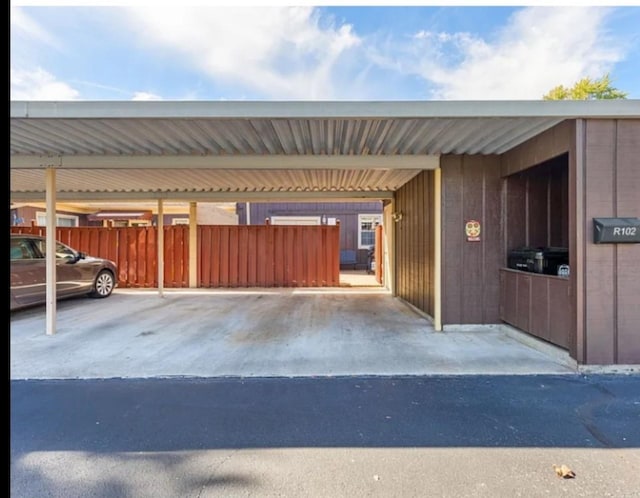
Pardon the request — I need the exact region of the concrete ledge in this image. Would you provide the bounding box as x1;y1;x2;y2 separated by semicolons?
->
499;324;577;370
578;364;640;375
441;323;577;370
396;298;435;326
442;324;503;332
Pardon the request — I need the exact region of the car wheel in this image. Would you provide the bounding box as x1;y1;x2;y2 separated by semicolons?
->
90;270;115;298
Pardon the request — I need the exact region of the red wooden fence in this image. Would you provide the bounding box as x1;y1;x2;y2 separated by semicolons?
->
10;225;189;288
198;222;340;287
11;223;340;288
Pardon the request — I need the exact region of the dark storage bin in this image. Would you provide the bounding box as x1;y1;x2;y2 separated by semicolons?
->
507;247;568;275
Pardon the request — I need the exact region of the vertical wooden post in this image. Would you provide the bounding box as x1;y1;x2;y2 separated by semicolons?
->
383;199;396;295
434;167;443;331
157;199;164;297
45;167;57;335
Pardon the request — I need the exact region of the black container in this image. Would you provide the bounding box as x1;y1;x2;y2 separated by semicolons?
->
508;247;568;275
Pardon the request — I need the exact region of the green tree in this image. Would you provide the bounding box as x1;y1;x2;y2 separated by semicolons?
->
543;73;627;100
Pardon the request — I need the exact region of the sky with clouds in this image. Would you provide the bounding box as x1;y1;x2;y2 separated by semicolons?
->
10;3;640;101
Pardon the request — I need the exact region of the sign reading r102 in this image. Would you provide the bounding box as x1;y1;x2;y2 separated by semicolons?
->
593;217;640;244
613;227;636;236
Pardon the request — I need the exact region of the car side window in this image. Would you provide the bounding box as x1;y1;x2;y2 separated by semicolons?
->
10;238;37;260
55;242;76;259
32;239;76;259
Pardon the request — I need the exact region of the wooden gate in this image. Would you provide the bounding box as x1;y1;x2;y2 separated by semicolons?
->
198;222;340;287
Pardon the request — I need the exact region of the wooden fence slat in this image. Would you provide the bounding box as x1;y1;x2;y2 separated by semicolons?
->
238;226;248;286
247;228;257;287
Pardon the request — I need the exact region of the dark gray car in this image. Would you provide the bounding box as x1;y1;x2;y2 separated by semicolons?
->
10;233;118;311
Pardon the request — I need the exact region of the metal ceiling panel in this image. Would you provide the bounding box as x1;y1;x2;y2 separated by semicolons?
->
10;168;421;200
11;100;639;199
10;117;565;157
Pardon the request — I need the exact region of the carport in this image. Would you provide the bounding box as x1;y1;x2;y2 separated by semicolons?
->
10;100;640;367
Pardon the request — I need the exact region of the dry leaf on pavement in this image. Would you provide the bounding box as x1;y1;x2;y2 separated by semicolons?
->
552;464;576;479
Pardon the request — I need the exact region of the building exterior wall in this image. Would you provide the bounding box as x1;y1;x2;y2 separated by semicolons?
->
441;155;503;325
10;205;91;227
501;121;576;354
194;203;238;225
238;202;383;268
394;171;436;317
499;118;640;365
577;119;640;365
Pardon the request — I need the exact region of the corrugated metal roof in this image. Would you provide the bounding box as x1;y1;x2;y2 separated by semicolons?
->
10;100;640;201
11;116;563;156
10;168;419;200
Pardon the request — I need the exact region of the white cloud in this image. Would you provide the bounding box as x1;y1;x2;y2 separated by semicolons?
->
124;6;360;99
132;91;163;101
11;67;80;100
10;6;62;50
379;7;624;100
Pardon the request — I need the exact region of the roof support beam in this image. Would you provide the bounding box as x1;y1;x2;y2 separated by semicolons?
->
11;190;396;202
11;100;640;120
10;154;440;170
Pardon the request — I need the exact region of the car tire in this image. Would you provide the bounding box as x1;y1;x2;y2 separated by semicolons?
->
90;270;115;298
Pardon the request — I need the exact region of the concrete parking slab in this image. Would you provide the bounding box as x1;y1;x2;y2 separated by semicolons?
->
10;288;577;379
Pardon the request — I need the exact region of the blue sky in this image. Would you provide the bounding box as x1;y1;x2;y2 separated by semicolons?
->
10;2;640;101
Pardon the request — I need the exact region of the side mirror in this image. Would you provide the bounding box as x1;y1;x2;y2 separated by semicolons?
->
66;251;85;263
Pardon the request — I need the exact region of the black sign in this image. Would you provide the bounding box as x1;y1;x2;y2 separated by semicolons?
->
593;217;640;244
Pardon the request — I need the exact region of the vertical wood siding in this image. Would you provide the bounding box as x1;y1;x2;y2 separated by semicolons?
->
394;171;435;316
581;119;640;364
499;122;575;353
504;154;569;250
501;120;574;177
441;155;503;324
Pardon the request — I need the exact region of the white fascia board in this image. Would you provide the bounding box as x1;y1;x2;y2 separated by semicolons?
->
10;154;440;170
10;190;395;202
10;100;640;119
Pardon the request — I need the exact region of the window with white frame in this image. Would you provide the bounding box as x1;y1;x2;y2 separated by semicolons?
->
358;214;382;249
36;212;79;227
130;220;152;227
270;216;321;226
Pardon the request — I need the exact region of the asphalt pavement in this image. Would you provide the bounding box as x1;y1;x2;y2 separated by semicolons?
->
10;374;640;497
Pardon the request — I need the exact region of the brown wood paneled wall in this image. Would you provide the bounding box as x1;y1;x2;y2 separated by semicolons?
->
579;119;640;364
394;171;435;317
441;155;503;325
504;154;569;250
501;121;576;357
501;120;574;177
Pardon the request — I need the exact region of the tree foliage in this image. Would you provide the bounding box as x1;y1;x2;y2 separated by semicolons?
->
543;74;627;100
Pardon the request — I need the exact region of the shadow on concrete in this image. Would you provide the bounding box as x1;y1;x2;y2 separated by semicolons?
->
11;375;640;457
